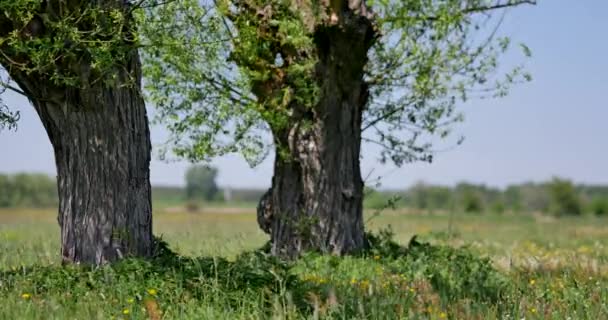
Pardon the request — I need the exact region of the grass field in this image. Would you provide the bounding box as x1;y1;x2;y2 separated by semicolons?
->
1;208;607;319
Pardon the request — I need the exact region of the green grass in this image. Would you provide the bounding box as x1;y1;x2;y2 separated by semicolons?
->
0;208;607;319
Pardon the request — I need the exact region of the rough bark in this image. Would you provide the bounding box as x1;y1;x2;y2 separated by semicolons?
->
257;3;376;258
1;2;153;265
10;55;153;265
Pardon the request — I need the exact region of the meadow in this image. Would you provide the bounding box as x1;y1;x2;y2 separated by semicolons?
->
0;208;607;319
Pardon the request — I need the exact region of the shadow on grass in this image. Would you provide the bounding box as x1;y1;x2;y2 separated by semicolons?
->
0;232;513;317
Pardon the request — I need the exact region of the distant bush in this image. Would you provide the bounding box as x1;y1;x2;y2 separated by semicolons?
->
363;188;402;210
185;165;219;202
548;177;582;216
590;198;608;216
374;178;608;216
461;190;484;213
490;201;506;214
407;182;453;211
0;173;57;208
226;188;266;203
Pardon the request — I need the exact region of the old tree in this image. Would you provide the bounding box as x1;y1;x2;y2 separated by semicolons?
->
0;0;163;264
145;0;535;258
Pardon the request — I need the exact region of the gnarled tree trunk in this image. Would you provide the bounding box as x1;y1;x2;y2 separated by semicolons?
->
1;0;154;264
257;4;376;258
11;53;153;265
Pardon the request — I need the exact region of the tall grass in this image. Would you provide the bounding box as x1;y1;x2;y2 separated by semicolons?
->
0;209;607;319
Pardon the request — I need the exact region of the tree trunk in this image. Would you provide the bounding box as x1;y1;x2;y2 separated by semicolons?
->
258;7;376;258
10;53;153;265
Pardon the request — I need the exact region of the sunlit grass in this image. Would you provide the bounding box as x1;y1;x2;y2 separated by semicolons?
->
1;208;607;319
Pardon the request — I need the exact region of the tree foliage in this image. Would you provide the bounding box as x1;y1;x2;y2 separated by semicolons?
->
0;173;57;208
371;178;608;216
142;0;535;167
0;0;172;128
0;101;19;131
590;198;608;216
139;0;269;165
185;165;219;201
409;182;453;211
548;177;582;216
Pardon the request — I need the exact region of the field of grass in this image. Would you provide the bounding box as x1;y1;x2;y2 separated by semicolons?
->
1;208;607;319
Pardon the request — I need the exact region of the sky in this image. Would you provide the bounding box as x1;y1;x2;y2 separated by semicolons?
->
0;1;607;190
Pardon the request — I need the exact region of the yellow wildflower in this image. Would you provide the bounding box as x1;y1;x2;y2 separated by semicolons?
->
529;279;536;285
359;280;370;290
530;307;537;314
147;289;157;296
123;309;130;315
127;298;135;304
21;293;31;300
440;312;448;319
577;246;591;254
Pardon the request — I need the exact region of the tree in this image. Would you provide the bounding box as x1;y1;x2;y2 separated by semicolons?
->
185;165;219;202
518;182;551;213
503;185;523;212
11;173;57;207
407;182;453;212
0;173;58;208
0;1;157;264
0;173;12;207
461;190;484;214
590;198;608;216
548;177;582;216
144;0;535;258
363;187;402;210
455;183;484;213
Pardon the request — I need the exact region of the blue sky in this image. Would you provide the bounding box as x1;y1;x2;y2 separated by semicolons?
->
0;1;606;189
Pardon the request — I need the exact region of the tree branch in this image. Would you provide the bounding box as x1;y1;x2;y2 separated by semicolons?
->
460;0;537;15
383;0;536;23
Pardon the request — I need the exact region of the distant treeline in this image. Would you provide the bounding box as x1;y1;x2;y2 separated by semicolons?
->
153;186;264;205
3;173;607;216
0;173;58;208
0;172;266;209
365;178;608;216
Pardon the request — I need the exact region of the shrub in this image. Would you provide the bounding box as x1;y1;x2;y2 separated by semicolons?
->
366;229;510;302
548;177;582;216
590;198;608;216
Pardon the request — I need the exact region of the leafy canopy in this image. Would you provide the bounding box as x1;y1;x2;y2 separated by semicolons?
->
0;0;535;166
142;0;534;167
0;0;166;130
